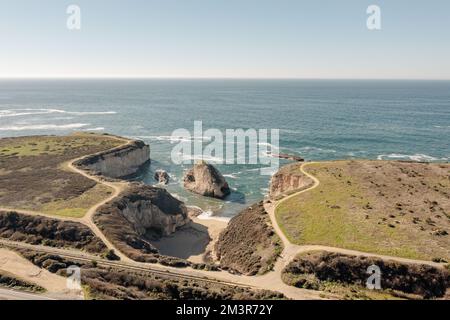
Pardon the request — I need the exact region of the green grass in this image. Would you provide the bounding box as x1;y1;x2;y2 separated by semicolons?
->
39;184;113;218
275;161;448;261
0;133;120;157
0;133;122;218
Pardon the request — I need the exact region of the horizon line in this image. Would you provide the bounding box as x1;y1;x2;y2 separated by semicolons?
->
1;76;450;81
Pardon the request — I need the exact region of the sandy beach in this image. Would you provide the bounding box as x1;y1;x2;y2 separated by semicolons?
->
150;215;229;264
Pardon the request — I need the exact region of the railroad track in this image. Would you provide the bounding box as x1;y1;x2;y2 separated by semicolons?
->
0;239;254;290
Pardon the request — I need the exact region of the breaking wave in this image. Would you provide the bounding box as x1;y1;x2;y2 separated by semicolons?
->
0;123;89;131
197;210;231;222
139;135;212;143
376;153;448;162
223;171;242;179
0;108;116;118
257;142;279;150
83;127;105;131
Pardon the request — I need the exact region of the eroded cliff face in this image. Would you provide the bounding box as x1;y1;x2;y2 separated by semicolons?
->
269;163;313;199
97;183;190;239
119;185;190;236
74;140;150;178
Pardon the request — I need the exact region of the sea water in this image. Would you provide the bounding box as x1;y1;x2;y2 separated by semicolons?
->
1;79;449;217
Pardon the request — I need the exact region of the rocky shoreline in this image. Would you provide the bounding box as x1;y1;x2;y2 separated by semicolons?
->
77;138;224;268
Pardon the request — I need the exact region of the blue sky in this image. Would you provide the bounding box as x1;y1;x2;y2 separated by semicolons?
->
1;0;449;79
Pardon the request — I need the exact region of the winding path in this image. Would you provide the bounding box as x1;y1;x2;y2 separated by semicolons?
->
1;140;445;300
263;162;444;269
1;136;133;262
1;137;324;299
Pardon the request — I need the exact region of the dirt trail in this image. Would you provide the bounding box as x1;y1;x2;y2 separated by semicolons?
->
66;159;132;262
1;136;133;262
2;140;443;300
0;248;83;299
0;137;327;298
263;162;444;269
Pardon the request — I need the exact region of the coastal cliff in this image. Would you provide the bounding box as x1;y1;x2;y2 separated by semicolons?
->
74;139;150;178
114;183;190;237
94;183;191;262
269;162;314;199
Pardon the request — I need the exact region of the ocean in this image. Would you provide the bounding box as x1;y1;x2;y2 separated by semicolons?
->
1;79;449;218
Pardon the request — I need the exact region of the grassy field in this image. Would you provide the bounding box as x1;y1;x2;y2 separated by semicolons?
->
0;133;122;218
276;160;450;261
0;132;120;157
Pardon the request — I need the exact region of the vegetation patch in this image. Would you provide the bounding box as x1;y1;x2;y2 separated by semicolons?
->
0;133;122;218
0;211;107;254
276;160;450;261
215;201;282;275
16;249;283;300
0;270;46;293
282;251;450;299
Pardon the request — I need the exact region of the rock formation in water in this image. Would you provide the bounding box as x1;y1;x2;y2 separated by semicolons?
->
269;162;314;199
183;162;230;199
74;140;150;178
154;169;170;185
271;153;304;162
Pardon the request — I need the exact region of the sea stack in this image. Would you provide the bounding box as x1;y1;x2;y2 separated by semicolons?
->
154;169;170;184
183;161;230;199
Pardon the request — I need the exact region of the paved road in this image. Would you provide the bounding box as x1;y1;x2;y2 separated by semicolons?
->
0;287;55;300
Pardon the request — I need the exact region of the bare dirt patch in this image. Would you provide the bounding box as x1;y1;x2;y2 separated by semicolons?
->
0;248;75;295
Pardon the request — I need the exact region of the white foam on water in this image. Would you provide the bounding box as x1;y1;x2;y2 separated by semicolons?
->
257;141;279;150
196;210;231;222
376;153;447;162
0;123;89;131
83;127;105;131
298;146;337;153
139;135;211;143
223;173;239;179
179;153;224;163
0;108;116;118
170;193;188;202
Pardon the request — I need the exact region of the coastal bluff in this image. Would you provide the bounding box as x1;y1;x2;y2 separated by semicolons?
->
269;162;314;200
74;139;150;178
94;183;191;262
108;183;190;237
